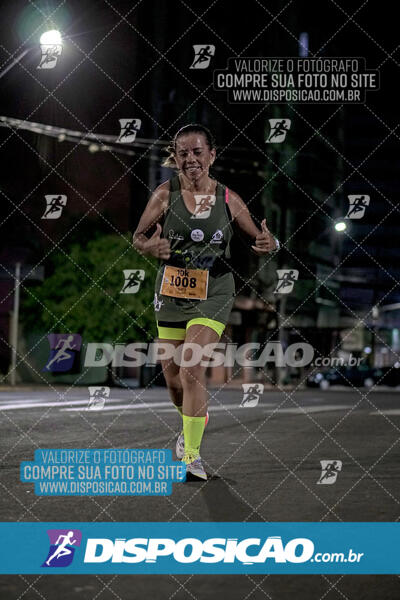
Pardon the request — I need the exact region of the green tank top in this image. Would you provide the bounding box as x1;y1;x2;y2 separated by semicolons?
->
161;175;233;273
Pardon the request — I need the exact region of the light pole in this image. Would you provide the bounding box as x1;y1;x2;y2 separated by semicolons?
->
1;30;55;381
3;264;44;385
9;263;21;386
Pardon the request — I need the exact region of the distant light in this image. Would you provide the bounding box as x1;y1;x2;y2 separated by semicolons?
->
334;220;347;232
364;346;372;354
394;362;400;369
299;32;309;58
88;144;100;153
40;30;62;45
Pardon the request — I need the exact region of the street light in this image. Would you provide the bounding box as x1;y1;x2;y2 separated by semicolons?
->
40;30;62;45
0;29;62;79
334;220;347;232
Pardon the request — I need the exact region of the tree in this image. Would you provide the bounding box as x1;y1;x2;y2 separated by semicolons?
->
21;233;158;344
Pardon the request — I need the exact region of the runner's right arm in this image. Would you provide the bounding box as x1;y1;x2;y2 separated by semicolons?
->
132;182;171;259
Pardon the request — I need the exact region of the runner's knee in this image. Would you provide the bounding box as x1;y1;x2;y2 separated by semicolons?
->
180;364;206;387
164;371;182;391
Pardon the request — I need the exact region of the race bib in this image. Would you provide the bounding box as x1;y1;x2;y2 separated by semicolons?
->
160;266;208;300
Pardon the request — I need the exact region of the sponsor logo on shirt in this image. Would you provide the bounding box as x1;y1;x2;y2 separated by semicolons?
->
190;229;204;242
210;229;223;244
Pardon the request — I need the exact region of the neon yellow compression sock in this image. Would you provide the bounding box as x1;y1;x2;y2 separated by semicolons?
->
182;414;207;463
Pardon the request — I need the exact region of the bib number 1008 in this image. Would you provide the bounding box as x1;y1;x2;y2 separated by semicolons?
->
170;269;196;288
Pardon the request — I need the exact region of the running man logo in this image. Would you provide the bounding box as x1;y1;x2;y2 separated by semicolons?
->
43;334;82;373
345;195;370;219
240;383;264;407
191;195;216;219
317;460;342;485
190;45;216;69
41;195;67;219
120;269;145;294
117;119;142;143
42;529;82;567
274;269;299;294
87;386;110;411
37;44;62;69
265;119;291;143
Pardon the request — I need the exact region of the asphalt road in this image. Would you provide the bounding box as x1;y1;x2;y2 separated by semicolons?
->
0;385;399;599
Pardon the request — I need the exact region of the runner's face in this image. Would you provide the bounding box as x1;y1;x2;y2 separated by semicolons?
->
174;133;216;181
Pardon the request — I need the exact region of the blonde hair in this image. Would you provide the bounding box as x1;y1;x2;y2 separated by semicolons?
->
162;124;216;168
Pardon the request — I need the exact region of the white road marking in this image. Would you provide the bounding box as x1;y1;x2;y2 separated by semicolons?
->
61;401;179;412
62;402;279;412
0;399;171;411
61;402;349;414
369;409;400;415
0;399;90;410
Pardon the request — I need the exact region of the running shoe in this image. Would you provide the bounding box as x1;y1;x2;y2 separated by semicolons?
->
175;412;209;460
184;455;207;481
175;431;185;460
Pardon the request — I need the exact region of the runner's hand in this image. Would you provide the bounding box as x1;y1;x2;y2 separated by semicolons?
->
251;219;277;255
144;223;171;259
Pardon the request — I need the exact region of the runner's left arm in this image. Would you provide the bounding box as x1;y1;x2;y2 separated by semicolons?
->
227;190;278;254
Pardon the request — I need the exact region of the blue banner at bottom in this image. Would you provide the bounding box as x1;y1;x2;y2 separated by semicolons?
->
0;522;399;574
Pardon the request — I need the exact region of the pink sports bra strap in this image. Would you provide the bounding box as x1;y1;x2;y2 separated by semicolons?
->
225;186;229;203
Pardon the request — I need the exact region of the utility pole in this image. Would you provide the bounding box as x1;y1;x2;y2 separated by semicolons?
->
9;262;21;386
4;264;44;385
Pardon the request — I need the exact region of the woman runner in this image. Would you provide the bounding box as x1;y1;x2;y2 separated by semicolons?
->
133;124;278;480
